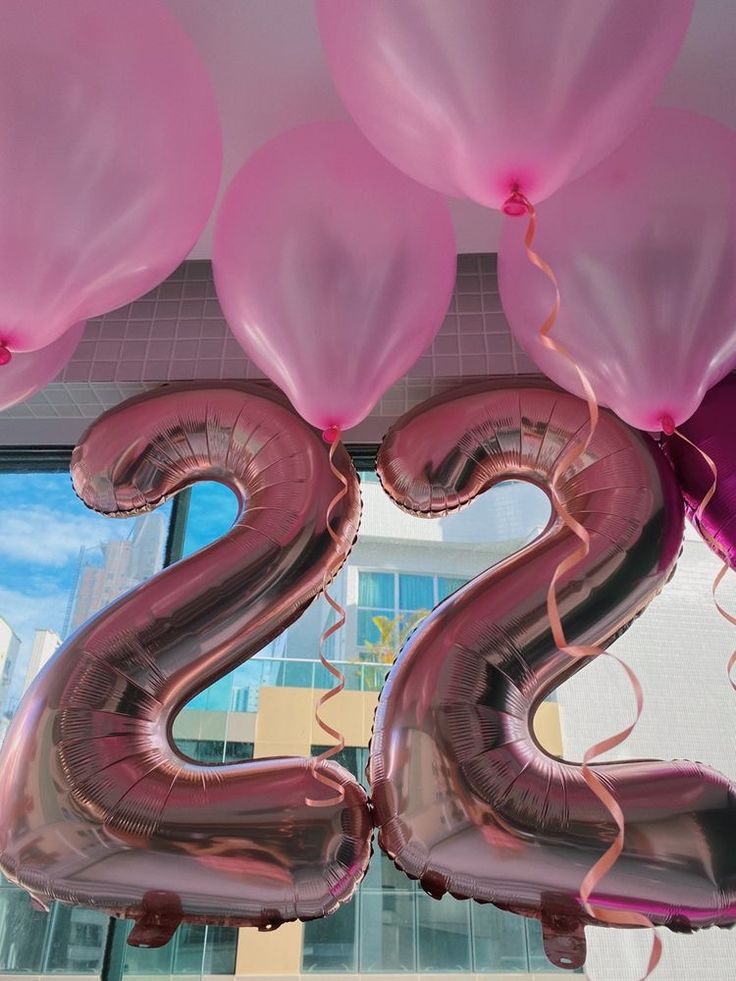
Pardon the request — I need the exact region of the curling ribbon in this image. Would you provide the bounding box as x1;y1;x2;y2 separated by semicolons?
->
306;428;349;807
505;188;661;980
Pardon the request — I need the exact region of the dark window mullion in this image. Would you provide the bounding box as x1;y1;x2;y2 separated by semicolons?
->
164;486;193;567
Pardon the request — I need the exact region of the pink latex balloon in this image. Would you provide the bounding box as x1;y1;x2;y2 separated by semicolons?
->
498;108;736;432
0;0;221;358
316;0;692;210
212;122;456;432
663;373;736;569
0;322;85;412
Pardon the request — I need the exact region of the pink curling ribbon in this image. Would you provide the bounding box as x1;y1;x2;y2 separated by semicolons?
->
505;188;661;980
306;428;349;807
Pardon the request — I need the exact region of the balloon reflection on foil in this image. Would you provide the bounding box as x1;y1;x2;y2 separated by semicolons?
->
370;381;736;970
0;382;372;945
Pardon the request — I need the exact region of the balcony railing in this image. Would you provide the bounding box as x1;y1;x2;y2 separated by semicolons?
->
186;655;557;714
184;656;392;714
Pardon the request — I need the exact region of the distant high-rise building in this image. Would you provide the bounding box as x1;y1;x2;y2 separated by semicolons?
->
24;628;62;690
0;617;21;716
64;513;166;635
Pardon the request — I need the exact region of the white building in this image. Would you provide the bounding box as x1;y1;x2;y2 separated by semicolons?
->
24;628;62;690
0;616;21;717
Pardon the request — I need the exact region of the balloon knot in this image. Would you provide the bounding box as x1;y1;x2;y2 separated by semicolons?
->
0;343;11;366
503;186;532;217
322;425;341;444
660;414;675;437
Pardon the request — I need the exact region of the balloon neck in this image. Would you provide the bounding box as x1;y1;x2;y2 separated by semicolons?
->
660;414;675;436
0;343;11;366
322;425;341;445
503;185;532;217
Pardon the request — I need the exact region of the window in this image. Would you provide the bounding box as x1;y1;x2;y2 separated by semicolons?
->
303;746;567;975
0;461;239;977
357;571;467;657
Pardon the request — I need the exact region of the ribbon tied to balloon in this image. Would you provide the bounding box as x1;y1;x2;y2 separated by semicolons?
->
499;107;736;434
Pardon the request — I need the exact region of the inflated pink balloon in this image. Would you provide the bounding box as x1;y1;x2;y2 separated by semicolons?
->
0;0;221;359
316;0;692;210
498;108;736;432
0;322;85;412
213;122;456;432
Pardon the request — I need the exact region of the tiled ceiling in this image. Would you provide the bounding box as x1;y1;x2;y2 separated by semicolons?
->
0;255;538;445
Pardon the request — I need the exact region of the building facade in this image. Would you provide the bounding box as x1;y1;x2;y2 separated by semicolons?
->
0;618;20;719
23;629;61;691
64;513;166;634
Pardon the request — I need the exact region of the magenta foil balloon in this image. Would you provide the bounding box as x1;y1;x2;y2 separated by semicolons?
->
499;108;736;432
212;121;456;432
664;373;736;568
371;381;736;970
316;0;692;209
0;322;84;411
0;383;372;944
0;0;221;356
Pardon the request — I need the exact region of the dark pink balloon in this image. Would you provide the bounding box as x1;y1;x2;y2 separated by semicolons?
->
0;383;372;944
0;322;85;411
371;381;736;970
663;373;736;568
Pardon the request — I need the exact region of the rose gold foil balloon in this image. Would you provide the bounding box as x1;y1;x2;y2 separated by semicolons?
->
371;381;736;970
0;383;372;945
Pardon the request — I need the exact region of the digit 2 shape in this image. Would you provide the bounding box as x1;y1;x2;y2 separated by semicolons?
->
370;380;736;969
0;382;372;945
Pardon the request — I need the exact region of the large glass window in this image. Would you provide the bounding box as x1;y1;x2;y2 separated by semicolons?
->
0;454;558;978
0;462;238;978
357;570;466;657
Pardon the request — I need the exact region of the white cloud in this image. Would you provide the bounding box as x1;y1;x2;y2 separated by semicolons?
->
0;504;127;567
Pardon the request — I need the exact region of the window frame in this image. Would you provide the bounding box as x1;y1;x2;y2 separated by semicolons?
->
356;568;467;654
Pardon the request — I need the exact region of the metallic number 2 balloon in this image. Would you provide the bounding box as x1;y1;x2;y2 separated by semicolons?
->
0;383;372;945
370;381;736;970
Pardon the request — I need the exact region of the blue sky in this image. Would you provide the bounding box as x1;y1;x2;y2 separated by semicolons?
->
0;469;549;709
0;475;238;697
182;482;239;556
